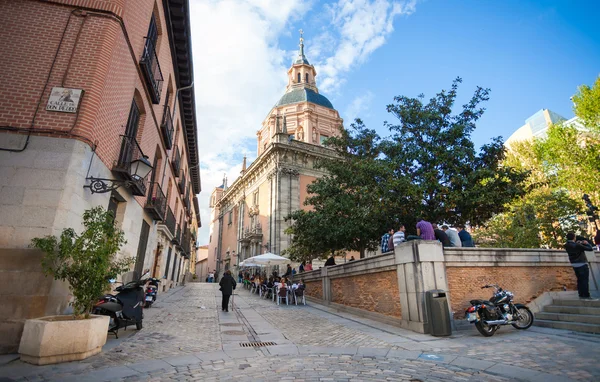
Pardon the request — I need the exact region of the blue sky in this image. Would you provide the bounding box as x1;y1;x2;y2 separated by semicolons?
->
190;0;600;244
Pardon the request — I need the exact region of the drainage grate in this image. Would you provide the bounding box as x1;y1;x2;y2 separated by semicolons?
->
240;342;276;348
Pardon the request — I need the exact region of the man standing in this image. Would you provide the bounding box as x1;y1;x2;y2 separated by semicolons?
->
565;232;594;299
442;225;462;247
381;228;394;253
432;223;451;247
457;225;475;247
416;218;435;240
393;224;406;246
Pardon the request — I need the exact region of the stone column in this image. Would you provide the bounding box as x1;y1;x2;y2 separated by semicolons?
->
321;265;331;304
394;240;448;333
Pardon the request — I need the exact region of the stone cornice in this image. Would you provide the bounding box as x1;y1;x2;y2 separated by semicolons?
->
216;138;338;211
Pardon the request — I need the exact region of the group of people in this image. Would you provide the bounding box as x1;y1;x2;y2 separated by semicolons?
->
381;218;475;253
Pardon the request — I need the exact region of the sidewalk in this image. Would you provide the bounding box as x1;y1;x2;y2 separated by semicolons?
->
1;283;599;381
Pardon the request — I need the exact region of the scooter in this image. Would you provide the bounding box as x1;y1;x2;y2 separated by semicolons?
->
144;277;161;308
93;272;149;338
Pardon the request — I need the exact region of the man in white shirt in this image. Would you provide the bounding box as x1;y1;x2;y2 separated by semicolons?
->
393;224;406;246
442;225;462;247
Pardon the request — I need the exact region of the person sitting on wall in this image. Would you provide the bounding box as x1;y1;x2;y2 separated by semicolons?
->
324;255;336;266
304;262;313;271
456;225;475;247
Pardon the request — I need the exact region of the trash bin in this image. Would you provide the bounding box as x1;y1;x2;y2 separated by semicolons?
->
425;289;452;336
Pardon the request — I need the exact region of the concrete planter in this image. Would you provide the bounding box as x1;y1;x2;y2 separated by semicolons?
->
18;315;109;365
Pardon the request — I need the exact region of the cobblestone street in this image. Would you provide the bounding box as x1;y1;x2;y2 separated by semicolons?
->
2;283;600;381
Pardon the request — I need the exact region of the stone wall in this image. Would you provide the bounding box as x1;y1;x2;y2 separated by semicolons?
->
331;270;401;318
304;279;323;300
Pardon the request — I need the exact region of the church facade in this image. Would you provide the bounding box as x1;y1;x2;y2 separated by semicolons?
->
207;35;343;276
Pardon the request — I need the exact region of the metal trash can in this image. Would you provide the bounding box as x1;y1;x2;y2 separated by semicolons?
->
425;289;452;336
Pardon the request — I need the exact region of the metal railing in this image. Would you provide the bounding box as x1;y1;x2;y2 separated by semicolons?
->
160;105;174;149
165;206;176;236
113;135;148;196
140;39;163;104
172;146;181;175
182;229;191;258
172;224;181;245
178;174;185;195
145;182;167;221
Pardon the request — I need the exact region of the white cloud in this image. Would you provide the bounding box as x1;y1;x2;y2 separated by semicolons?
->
190;0;416;244
314;0;416;93
344;91;375;123
190;0;307;243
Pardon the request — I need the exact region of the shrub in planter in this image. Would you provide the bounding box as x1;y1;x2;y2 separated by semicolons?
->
20;207;133;364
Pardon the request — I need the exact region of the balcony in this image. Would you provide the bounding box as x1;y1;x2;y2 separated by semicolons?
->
140;39;163;104
184;187;190;211
164;206;176;237
160;106;174;149
178;175;185;195
171;225;181;246
182;229;191;258
113;135;148;196
239;223;262;244
172;146;181;175
144;182;167;221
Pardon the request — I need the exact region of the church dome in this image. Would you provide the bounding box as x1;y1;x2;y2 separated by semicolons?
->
275;88;334;109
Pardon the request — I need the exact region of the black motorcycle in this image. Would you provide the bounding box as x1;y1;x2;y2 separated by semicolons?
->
93;272;148;337
144;277;161;308
465;284;534;337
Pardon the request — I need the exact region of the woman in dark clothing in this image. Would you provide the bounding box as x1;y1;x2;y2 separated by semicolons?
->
219;270;237;312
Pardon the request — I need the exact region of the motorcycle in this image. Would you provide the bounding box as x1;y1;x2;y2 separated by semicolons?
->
465;284;534;337
144;277;161;308
93;272;149;338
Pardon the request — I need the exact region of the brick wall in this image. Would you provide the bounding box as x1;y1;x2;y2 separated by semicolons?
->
305;280;323;300
331;270;401;318
447;266;577;318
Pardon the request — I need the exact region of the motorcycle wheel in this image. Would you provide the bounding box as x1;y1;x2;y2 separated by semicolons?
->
511;306;534;330
136;320;143;330
475;321;497;337
144;301;152;308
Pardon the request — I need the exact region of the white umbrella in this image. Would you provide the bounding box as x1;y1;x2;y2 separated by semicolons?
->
243;252;289;266
239;260;263;267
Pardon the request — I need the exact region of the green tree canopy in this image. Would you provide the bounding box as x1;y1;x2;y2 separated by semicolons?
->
573;75;600;133
286;78;527;257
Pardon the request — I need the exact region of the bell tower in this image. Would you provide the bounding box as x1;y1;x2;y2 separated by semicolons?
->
286;30;318;93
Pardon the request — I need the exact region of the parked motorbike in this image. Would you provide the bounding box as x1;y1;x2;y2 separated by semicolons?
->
93;272;149;338
144;277;161;308
465;284;534;337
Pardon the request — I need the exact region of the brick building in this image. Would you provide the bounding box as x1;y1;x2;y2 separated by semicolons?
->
0;0;200;353
207;34;343;277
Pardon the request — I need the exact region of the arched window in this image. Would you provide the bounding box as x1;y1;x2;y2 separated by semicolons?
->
305;73;309;83
297;73;301;83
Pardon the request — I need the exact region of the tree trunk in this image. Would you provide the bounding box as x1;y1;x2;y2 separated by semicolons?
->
359;248;365;259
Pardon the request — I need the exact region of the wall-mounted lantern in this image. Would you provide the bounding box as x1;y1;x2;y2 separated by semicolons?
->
84;156;153;194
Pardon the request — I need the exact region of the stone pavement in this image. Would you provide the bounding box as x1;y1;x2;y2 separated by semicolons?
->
1;283;600;381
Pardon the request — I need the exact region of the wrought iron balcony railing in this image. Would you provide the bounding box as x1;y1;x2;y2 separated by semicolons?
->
164;206;176;237
144;182;167;221
172;146;181;175
182;229;191;258
113;135;148;196
172;224;181;246
178;174;186;195
160;105;174;149
140;39;163;104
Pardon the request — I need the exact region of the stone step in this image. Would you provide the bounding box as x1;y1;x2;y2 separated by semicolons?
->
534;319;600;334
552;299;600;308
543;305;600;316
536;312;600;325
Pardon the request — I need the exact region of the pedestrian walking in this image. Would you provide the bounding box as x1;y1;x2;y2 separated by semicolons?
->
219;270;237;312
565;232;594;299
208;270;215;283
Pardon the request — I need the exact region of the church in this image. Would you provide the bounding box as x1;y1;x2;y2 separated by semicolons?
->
207;33;344;276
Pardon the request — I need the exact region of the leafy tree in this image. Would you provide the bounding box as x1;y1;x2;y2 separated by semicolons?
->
286;79;527;256
381;77;527;228
572;75;600;133
31;207;132;318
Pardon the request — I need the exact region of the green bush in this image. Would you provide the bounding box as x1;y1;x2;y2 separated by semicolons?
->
31;207;133;319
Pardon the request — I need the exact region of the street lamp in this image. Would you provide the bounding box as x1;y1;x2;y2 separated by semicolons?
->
84;155;153;194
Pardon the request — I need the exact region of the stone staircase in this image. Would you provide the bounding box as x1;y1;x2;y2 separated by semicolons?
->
534;298;600;334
